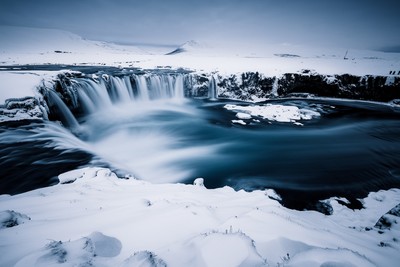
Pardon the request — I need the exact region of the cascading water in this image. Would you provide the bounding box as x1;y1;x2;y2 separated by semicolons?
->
46;90;80;131
271;76;279;96
208;76;218;100
47;73;187;121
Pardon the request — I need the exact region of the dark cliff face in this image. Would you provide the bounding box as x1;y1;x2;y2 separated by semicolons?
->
277;73;400;102
202;71;400;102
41;70;400;120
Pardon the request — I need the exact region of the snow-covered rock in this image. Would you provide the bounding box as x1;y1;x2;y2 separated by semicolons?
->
0;210;31;229
193;178;205;187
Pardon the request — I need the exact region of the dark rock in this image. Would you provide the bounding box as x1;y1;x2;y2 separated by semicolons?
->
0;210;31;228
313;201;333;215
374;203;400;230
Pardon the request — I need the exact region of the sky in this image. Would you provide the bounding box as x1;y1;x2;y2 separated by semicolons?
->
0;0;400;51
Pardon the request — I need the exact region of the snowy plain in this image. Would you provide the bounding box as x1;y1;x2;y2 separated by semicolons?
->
1;26;400;267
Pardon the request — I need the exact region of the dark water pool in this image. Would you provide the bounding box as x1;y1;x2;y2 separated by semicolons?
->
1;98;400;212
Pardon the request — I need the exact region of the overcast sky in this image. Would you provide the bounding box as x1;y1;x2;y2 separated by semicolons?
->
1;0;399;51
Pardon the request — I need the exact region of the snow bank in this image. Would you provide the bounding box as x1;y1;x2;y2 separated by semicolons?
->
0;167;399;267
0;72;43;103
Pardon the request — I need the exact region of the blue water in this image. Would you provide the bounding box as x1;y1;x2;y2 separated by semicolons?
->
1;98;400;211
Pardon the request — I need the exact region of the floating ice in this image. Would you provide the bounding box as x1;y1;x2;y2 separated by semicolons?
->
225;103;320;124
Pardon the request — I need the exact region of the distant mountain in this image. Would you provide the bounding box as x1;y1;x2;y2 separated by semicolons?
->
0;26;147;55
166;40;211;55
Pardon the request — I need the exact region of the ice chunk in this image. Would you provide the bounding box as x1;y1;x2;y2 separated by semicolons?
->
232;120;246;125
236;112;252;119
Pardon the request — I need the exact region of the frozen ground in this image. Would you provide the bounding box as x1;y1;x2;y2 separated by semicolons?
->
0;167;399;267
1;26;400;266
1;26;400;77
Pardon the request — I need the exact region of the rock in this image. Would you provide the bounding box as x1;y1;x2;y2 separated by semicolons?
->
0;210;31;228
375;203;400;230
121;251;167;267
194;178;205;187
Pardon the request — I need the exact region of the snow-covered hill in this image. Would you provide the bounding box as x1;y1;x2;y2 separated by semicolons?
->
1;26;399;76
166;40;212;55
0;26;147;55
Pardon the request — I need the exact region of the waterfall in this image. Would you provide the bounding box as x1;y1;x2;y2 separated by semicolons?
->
45;73;187;126
46;90;80;131
272;76;279;96
174;75;184;100
208;76;218;100
134;75;150;101
145;75;185;100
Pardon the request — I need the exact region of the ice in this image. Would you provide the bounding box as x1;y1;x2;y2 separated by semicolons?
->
236;112;252;119
225;103;321;124
231;119;247;125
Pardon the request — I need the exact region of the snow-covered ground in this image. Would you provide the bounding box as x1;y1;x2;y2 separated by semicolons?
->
0;71;59;103
1;26;400;267
1;167;399;267
1;26;400;76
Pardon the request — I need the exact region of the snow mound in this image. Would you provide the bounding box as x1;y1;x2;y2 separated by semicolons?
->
14;232;122;267
15;238;95;267
58;167;119;184
88;231;122;257
178;232;266;267
121;251;167;267
288;247;375;267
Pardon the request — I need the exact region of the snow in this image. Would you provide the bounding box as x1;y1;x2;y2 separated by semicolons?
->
0;167;399;267
232;119;247;125
225;104;321;124
0;72;44;103
1;26;399;77
193;178;205;187
0;26;147;55
1;25;400;267
236;112;252;120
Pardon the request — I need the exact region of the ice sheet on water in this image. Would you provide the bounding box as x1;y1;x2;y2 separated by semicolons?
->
224;103;321;124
